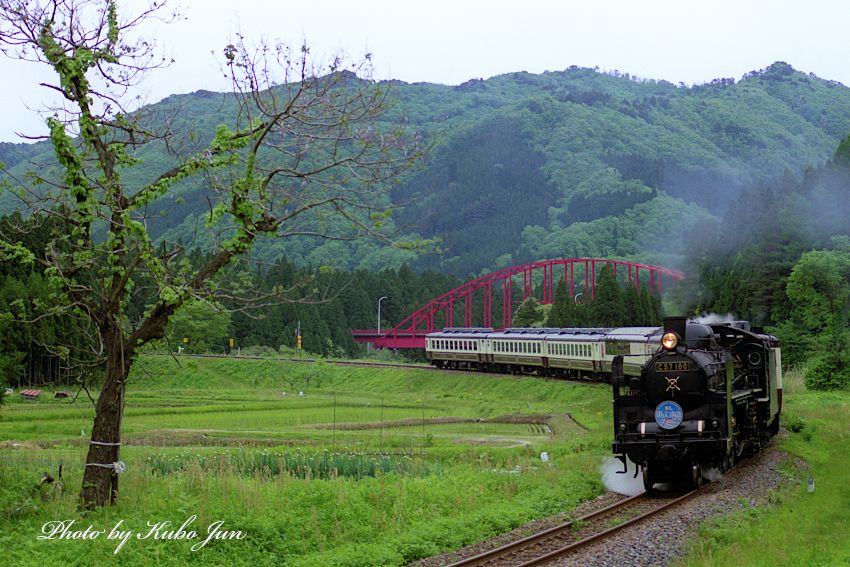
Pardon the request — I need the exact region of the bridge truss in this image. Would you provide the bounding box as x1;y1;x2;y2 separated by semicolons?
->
352;258;684;349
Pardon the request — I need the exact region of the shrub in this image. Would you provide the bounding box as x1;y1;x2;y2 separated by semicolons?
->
784;414;806;433
804;353;850;390
240;345;280;357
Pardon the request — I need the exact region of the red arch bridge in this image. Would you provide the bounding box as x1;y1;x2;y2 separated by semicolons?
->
352;258;684;349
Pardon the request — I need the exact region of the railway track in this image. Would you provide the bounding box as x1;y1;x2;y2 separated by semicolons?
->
146;351;439;371
445;487;704;567
147;352;594;378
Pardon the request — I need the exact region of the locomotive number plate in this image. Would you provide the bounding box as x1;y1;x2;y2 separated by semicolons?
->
655;361;692;372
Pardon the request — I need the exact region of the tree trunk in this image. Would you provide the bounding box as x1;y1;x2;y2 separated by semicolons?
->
80;324;133;508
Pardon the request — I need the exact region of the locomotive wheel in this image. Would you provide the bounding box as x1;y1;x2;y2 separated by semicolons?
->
691;464;703;487
721;453;734;473
770;416;780;436
642;465;654;493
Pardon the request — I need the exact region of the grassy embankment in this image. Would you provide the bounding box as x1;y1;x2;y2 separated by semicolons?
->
0;355;613;566
677;368;850;567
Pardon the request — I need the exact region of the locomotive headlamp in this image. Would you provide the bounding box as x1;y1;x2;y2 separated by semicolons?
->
661;332;679;351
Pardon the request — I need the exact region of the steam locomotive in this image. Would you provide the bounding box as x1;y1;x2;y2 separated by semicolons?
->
424;316;782;488
612;317;782;489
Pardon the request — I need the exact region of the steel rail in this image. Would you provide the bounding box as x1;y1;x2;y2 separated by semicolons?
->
446;493;643;567
517;487;702;566
446;487;703;567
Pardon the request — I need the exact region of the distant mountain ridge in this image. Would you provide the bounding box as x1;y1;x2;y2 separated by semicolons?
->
3;61;850;278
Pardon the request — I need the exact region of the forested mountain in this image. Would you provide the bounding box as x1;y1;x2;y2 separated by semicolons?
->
4;61;850;279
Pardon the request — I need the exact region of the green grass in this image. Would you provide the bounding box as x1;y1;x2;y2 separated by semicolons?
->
6;357;842;566
0;355;611;566
676;368;850;567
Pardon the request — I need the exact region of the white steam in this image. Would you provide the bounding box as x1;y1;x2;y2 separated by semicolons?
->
689;313;737;325
702;467;724;483
600;456;644;496
601;458;725;493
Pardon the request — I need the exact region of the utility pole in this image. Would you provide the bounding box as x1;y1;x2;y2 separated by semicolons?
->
296;320;302;360
378;296;388;337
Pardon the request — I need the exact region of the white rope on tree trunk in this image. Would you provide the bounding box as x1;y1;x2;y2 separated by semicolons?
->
85;461;126;474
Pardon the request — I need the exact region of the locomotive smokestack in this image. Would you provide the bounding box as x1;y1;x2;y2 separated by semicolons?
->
664;316;687;339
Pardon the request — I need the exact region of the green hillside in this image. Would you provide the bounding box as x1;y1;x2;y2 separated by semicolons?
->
4;61;850;277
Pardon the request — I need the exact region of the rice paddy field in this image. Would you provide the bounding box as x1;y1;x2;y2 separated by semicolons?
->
1;356;847;566
0;355;612;566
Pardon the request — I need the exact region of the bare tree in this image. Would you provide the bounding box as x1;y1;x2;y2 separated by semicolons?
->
0;0;421;507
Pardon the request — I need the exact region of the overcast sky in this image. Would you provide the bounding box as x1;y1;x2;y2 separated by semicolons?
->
1;0;848;143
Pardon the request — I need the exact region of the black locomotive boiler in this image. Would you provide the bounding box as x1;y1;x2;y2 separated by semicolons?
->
611;316;782;490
